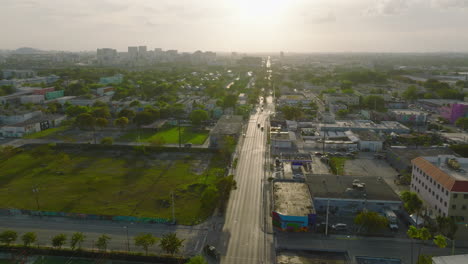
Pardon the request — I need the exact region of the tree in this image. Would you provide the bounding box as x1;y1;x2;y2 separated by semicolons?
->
223;94;237;109
95;117;109;130
21;232;37;247
280;105;303;120
159;233;184;255
92;100;107;108
65;105;88;117
118;109;136;120
190;109;209;127
400;191;423;216
186;255;208;264
52;234;67;249
402;85;419;101
436;216;458;239
134;111;154;127
433;235;447;248
335;109;349;118
134;233;157;255
362;95;386;112
95;234;111;251
100;137;113;145
114;117;129;131
129;100;141;107
201;186;220;210
75;113;95;130
455;117;468;130
92;107;111;119
70;232;85;250
0;230;17;245
354;211;388;233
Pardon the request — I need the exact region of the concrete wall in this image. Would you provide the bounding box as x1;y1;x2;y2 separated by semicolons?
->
272;211;315;232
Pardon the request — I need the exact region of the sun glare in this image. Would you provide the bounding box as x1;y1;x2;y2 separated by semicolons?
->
233;0;288;24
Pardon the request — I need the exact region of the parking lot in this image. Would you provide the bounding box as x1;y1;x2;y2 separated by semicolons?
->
314;212;409;238
344;153;409;195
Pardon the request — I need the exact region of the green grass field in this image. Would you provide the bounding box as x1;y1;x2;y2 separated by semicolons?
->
118;127;209;145
0;146;224;225
24;125;70;139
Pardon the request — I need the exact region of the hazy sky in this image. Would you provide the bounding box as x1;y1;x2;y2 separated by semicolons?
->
1;0;468;52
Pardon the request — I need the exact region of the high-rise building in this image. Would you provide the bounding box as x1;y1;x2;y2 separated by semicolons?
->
96;48;117;65
128;46;138;60
138;46;147;58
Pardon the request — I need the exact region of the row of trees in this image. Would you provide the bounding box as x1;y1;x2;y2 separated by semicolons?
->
0;230;185;256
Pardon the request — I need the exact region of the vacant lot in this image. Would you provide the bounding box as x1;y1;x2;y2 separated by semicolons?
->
0;146;225;225
118;127;209;145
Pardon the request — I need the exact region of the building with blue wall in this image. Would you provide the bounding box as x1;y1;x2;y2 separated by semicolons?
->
272;181;316;232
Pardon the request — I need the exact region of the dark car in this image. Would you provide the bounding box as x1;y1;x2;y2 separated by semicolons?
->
204;245;220;260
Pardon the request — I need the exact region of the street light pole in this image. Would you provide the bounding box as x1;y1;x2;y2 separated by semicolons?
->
32;186;40;210
123;226;130;252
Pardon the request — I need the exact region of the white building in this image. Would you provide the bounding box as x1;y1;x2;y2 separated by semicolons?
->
411;155;468;221
346;130;383;152
271;131;296;149
20;95;45;104
0;114;66;138
0;110;42;125
128;46;138;60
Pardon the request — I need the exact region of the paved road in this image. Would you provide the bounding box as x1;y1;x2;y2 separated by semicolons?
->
0;215;207;255
218;98;274;263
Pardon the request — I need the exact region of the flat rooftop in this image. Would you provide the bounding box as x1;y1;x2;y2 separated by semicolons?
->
390;109;427;115
424;155;468;181
273;182;315;216
389;147;454;163
306;175;401;201
318;120;409;132
279;94;307;100
353;130;382;141
433;254;468;264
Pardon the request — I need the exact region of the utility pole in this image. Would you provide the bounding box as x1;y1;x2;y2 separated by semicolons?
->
32;186;40;210
325;199;330;236
123;226;130;252
171;191;176;224
178;119;181;148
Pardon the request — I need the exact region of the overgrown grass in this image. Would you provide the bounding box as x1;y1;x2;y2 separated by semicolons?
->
117;127;208;145
0;147;225;225
329;157;350;175
24;125;70;139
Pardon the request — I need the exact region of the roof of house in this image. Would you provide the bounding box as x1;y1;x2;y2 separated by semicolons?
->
3;114;64;128
412;156;468;192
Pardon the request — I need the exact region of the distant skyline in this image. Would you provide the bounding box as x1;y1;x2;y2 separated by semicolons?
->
1;0;468;53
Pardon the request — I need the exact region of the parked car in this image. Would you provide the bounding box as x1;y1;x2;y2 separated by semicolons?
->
204;245;220;260
184;143;192;148
332;223;347;231
314;152;323;156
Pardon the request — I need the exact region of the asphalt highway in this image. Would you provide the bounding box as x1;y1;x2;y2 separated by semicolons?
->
220;97;274;264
